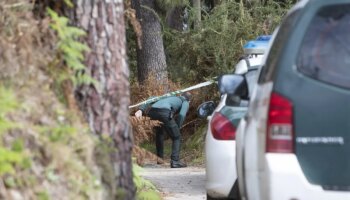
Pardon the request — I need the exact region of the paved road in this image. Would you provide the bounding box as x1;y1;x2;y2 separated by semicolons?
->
141;165;206;200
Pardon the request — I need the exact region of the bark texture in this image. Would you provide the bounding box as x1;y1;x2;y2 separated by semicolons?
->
73;0;135;199
132;0;168;89
192;0;201;28
213;0;222;6
166;6;184;31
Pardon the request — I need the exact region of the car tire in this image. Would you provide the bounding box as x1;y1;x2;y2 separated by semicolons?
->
206;194;215;200
207;193;240;200
228;180;241;200
207;181;241;200
206;194;223;200
232;181;241;200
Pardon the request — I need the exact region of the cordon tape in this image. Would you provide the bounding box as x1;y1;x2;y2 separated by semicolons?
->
129;79;216;109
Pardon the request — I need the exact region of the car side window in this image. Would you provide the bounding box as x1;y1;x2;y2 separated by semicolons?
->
297;5;350;89
258;9;301;83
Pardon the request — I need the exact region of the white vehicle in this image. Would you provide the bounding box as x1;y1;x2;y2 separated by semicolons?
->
235;1;350;200
197;36;270;200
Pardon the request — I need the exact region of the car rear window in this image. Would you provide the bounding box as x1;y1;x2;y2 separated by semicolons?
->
297;5;350;89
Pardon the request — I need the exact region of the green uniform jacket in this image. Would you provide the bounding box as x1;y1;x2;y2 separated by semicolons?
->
140;96;189;128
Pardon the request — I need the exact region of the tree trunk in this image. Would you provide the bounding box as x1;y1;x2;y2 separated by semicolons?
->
192;0;201;28
213;0;222;6
166;6;184;31
132;0;168;90
73;0;135;199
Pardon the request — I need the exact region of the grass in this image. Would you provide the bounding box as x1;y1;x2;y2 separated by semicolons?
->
140;139;172;159
182;124;207;166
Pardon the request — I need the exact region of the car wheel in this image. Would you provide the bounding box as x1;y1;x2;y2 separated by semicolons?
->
206;194;221;200
232;181;241;200
227;180;241;200
207;194;239;200
206;194;214;200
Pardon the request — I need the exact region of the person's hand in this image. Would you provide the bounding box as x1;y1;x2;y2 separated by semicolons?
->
135;110;142;118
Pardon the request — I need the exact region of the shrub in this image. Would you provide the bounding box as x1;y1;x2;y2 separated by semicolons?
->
164;0;292;83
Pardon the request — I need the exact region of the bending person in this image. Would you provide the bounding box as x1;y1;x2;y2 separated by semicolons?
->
135;92;191;168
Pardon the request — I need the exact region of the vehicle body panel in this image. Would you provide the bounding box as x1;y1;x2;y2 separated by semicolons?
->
205;35;270;199
205;95;247;198
236;0;350;199
266;154;350;200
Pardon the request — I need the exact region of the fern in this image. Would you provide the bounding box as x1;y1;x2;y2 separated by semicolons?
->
38;125;77;142
0;148;25;175
47;8;95;86
0;87;18;135
0;87;29;175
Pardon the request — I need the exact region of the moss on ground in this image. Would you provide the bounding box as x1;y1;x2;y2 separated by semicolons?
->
133;164;161;200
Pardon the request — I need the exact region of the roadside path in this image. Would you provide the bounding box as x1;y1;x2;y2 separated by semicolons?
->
141;165;206;200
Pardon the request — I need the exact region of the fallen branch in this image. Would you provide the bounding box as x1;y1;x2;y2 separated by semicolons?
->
181;118;202;129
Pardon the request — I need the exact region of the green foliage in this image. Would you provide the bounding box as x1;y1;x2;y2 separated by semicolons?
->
36;123;102;198
37;191;50;200
63;0;74;8
38;125;77;142
0;83;102;197
184;124;206;150
0;120;17;136
140;141;171;158
47;8;96;86
0;148;25;175
0;86;29;175
0;5;107;198
133;164;155;190
11;139;24;152
0;87;18;116
182;124;207;165
4;176;16;188
0;87;19;134
133;164;161;200
164;0;292;83
0;140;30;176
45;168;60;182
137;191;161;200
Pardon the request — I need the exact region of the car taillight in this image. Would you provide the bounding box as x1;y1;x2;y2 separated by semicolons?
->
266;92;294;153
210;112;236;140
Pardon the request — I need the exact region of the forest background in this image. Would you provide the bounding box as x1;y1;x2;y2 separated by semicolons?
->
0;0;294;199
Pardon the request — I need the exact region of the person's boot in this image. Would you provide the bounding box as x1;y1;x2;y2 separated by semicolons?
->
170;160;187;168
